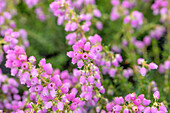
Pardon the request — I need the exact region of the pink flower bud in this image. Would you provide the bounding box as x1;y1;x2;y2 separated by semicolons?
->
130;93;136;101
143;99;151;106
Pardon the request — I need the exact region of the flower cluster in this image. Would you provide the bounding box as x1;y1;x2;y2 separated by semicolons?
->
122;68;133;78
150;26;166;40
110;0;136;21
124;11;144;28
137;58;158;76
5;45;82;112
3;29;29;53
0;0;29;67
152;0;168;15
67;34;102;68
123;25;166;51
72;0;103;30
23;0;46;22
50;0;104;77
0;11;16;35
78;63;105;106
0;69;28;112
103;91;168;113
94;51;123;78
35;7;46;22
0;0;16;36
151;0;168;22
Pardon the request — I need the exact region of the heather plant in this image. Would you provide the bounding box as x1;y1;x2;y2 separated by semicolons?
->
0;0;170;112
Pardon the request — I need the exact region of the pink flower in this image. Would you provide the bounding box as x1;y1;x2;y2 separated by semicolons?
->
106;102;114;111
93;9;101;17
149;63;158;69
153;91;160;99
12;60;21;67
77;60;84;68
21;62;28;70
70;102;77;111
43;63;53;75
31;77;38;86
134;98;141;105
67;93;75;101
159;104;167;112
137;58;144;64
88;76;94;84
137;94;144;101
84;42;91;51
85;93;92;101
45;102;53;109
82;53;88;60
114;97;124;105
132;106;138;112
61;85;69;94
80;76;86;84
140;67;147;76
151;107;157;113
123;109;129;113
35;85;43;92
109;68;116;77
48;83;55;90
113;105;121;112
96;22;103;30
100;86;105;94
143;107;151;113
11;68;18;76
124;16;130;24
143;99;151;106
130;93;136;101
94;72;100;79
